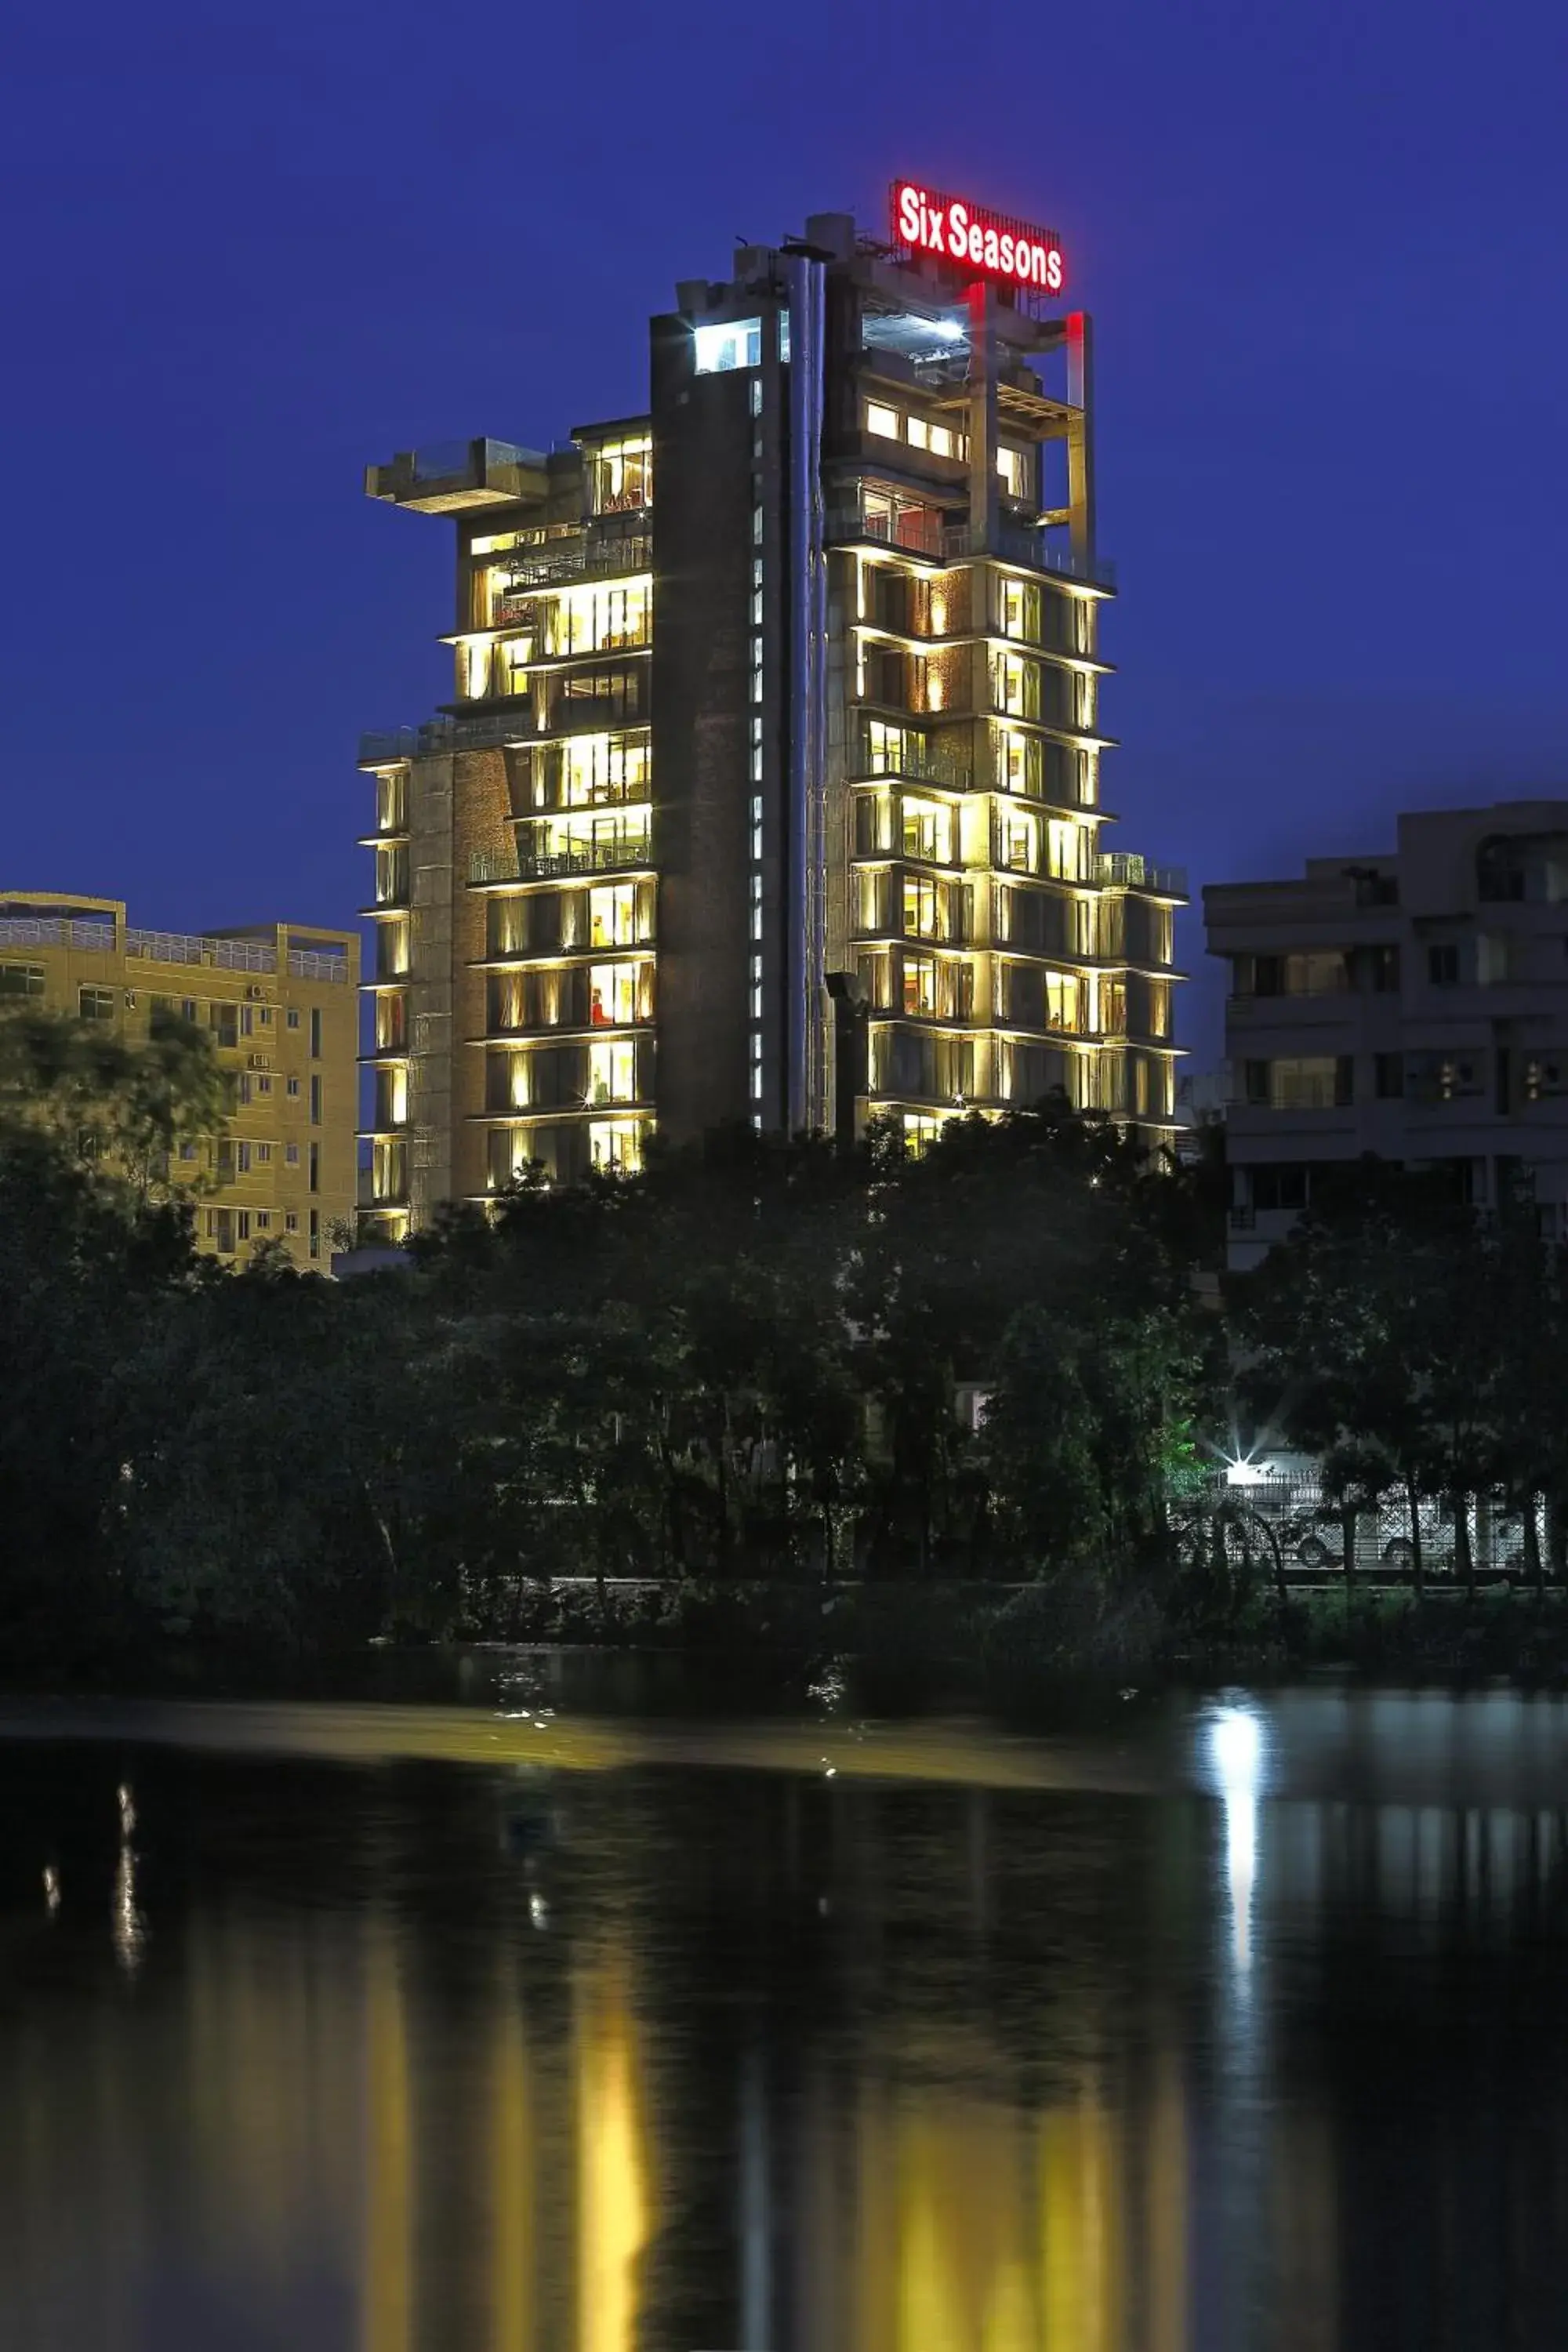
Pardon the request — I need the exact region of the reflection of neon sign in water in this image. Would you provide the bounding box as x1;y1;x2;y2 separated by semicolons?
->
1207;1705;1264;1975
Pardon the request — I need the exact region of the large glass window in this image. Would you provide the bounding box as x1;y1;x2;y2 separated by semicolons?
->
0;963;44;998
992;651;1040;719
998;578;1040;643
901;796;953;864
588;883;638;948
1046;972;1083;1032
694;318;762;374
903;952;939;1016
536;810;650;869
555;670;644;721
544;583;652;656
1046;818;1081;880
588;1039;637;1105
561;731;652;808
590;1118;644;1171
997;808;1039;873
902;875;947;940
585;437;652;515
995;728;1040;797
866;719;923;777
906;416;962;459
588;961;652;1027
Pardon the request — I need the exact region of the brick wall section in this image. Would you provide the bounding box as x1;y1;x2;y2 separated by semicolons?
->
448;746;513;1203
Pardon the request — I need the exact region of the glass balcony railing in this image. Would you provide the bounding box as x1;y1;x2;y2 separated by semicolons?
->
495;525;652;592
470;839;653;885
853;735;974;789
1093;852;1188;899
826;501;1116;590
358;713;530;767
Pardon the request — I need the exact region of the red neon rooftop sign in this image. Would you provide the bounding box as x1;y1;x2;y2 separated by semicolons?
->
891;181;1064;295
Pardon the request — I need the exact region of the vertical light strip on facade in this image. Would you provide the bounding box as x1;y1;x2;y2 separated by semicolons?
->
783;251;829;1137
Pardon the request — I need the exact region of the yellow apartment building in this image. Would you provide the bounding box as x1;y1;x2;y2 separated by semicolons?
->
0;891;358;1269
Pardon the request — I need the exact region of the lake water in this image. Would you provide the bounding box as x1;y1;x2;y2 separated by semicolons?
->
3;1672;1568;2349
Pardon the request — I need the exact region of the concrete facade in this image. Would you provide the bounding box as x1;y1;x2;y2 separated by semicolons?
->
1205;800;1568;1268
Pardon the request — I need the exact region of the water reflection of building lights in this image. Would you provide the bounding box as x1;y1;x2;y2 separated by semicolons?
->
42;1865;60;1917
113;1845;145;1974
1207;1704;1265;1976
117;1782;136;1834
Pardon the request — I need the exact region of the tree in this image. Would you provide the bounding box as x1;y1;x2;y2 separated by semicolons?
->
0;1006;229;1203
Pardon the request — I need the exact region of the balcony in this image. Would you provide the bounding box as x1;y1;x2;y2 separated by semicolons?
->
827;503;1116;590
470;840;653;886
851;739;975;790
1094;852;1188;899
365;438;546;514
358;712;532;768
493;524;652;593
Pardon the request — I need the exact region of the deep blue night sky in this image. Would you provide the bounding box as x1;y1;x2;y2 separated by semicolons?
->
4;0;1565;1058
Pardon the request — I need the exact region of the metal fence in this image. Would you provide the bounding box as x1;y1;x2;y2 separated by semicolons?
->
1204;1470;1544;1581
0;917;350;983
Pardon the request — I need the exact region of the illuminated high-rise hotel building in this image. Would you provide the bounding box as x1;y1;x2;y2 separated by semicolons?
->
358;190;1185;1238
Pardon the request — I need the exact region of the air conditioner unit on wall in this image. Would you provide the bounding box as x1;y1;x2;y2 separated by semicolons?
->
248;983;266;1000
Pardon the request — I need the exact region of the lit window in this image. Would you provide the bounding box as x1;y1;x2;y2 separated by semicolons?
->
906;416;929;451
1000;578;1039;642
928;424;958;459
694;318;763;374
544;582;651;657
1046;972;1083;1032
588;883;638;949
902;877;946;940
585;436;652;514
902;950;940;1016
902;797;953;864
588;1039;637;1105
996;445;1028;498
993;652;1037;718
866;401;901;441
588;960;649;1027
866;720;920;776
1000;810;1039;872
562;731;651;808
590;1119;643;1171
